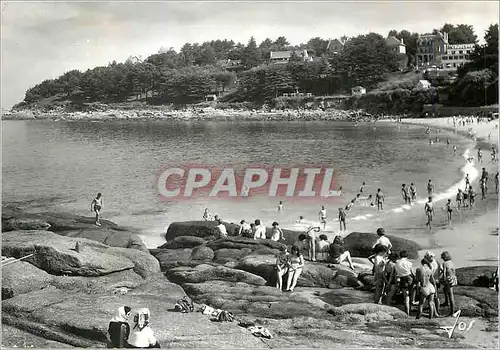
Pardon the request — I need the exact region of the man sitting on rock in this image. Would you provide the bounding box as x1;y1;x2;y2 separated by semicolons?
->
216;219;227;238
315;234;330;261
328;235;355;270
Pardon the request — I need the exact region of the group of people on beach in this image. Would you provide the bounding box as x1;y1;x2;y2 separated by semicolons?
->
368;231;458;319
108;306;160;348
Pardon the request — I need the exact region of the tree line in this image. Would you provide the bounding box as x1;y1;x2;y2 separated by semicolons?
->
16;22;491;108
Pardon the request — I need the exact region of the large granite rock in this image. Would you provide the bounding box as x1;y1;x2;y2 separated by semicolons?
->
165;221;302;245
343;232;421;259
207;235;286;251
2;231;135;276
2;261;53;299
166;264;267;286
97;246;160;279
190;245;215;262
453;286;498;317
456;266;497;287
158;235;207;249
149;248;193;270
213;248;253;263
2;206;148;252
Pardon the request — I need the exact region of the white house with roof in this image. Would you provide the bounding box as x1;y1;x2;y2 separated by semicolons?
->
416;80;432;90
269;50;312;64
385;36;406;54
351;86;366;96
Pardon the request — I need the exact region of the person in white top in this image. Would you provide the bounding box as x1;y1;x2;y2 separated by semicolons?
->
390;251;414;316
372;228;392;252
253;219;266;240
270;221;285;241
216;219;227;238
238;220;252;237
318;206;327;230
126;308;160;348
202;208;213;221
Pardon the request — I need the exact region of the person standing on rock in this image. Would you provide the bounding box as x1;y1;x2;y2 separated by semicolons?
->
388;251;414;316
108;306;131;348
372;228;392;253
372;244;388;304
275;246;289;291
91;192;103;226
440;251;457;317
415;258;438;319
216;219;227;238
202;208;213;221
285;245;304;292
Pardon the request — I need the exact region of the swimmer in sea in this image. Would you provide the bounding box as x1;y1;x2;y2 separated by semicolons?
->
338;208;347;232
492;146;497;162
445;199;453;228
427;179;434;199
464;174;470;191
409;183;417;201
345;200;355;211
447;138;450;146
401;184;410;205
477;148;483;163
424;197;434;229
277;201;283;212
91;193;103;226
319;206;327;230
453;145;457;155
359;182;366;193
376;188;384;211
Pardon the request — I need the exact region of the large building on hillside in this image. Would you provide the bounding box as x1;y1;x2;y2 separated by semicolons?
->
326;39;344;54
416;31;475;71
269;50;313;64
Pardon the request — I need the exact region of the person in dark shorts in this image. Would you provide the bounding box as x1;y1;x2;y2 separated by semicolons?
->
401;184;411;204
108;306;131;348
376;188;384;211
338;207;347;232
495;172;499;194
427;180;434;198
468;187;476;208
445;199;453;228
424;197;434;229
440;251;457;317
393;251;414;316
91;192;103;226
409;183;417;201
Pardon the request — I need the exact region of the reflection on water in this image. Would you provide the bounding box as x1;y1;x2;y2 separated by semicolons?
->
2;120;471;247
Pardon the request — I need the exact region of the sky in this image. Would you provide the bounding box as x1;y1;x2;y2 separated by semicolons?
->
1;0;498;109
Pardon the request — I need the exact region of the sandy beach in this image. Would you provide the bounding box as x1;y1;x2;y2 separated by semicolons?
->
400;117;499;269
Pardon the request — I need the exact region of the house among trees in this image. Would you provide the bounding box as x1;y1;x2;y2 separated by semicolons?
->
385;36;406;54
351;86;366;96
416;31;475;70
326;39;344;54
416;79;432;90
269;50;312;64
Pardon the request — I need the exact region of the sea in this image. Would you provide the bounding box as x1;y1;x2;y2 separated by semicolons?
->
2;119;476;248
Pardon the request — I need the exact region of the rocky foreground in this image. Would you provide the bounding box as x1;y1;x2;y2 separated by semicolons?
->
2;206;498;348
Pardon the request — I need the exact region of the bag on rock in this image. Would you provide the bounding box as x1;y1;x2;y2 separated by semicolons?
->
216;310;234;322
174;296;194;313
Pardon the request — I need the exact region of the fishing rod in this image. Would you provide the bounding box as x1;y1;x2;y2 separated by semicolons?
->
1;254;34;268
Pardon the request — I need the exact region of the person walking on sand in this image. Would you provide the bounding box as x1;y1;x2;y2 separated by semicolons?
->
480;178;488;200
477;148;483;163
318;206;327;230
456;189;464;210
338;208;347;232
91;193;103;226
468;187;476;208
464;174;470;191
285;245;304;292
425;197;434;229
376;188;385;211
427;180;434;199
444;199;453;228
440;251;457;317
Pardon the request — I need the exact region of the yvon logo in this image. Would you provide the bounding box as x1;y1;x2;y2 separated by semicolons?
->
156;164;341;201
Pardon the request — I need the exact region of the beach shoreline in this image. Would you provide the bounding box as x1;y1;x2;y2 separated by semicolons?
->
398;117;499;268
